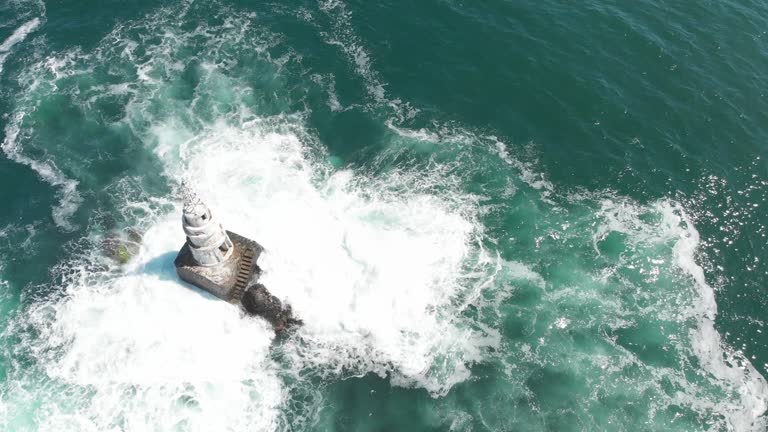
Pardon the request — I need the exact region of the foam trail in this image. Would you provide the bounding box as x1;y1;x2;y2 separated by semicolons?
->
317;0;417;121
595;198;768;430
0;18;40;73
664;205;768;431
318;0;385;103
2;114;83;231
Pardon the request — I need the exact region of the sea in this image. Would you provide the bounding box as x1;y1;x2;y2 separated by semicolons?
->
0;0;766;430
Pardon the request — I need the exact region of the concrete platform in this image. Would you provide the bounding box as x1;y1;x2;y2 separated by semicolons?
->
174;231;263;303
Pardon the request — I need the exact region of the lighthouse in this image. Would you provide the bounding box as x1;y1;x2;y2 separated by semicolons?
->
181;185;234;266
173;181;299;331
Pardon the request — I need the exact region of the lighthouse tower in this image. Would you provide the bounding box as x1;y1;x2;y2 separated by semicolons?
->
181;185;234;266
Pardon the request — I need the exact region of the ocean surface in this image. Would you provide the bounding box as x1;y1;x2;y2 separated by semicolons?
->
0;0;767;430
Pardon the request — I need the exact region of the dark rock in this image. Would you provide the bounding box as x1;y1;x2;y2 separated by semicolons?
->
241;283;302;332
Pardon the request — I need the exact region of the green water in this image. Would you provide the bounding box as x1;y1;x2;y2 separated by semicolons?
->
0;0;766;430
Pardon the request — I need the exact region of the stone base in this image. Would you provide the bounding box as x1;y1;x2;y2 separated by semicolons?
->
174;231;263;302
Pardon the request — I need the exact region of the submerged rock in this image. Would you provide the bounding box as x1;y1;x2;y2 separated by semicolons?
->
102;227;142;264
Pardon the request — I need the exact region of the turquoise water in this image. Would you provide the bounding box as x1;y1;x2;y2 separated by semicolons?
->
1;0;767;430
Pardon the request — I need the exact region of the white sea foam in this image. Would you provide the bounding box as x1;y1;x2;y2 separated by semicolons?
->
310;73;346;112
159;116;495;396
490;137;554;198
0;114;494;429
0;18;40;73
318;0;384;103
385;121;446;143
504;260;545;288
382;123;555;201
9;215;283;432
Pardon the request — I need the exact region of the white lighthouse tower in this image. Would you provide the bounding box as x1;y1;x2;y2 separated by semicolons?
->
181;183;234;266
